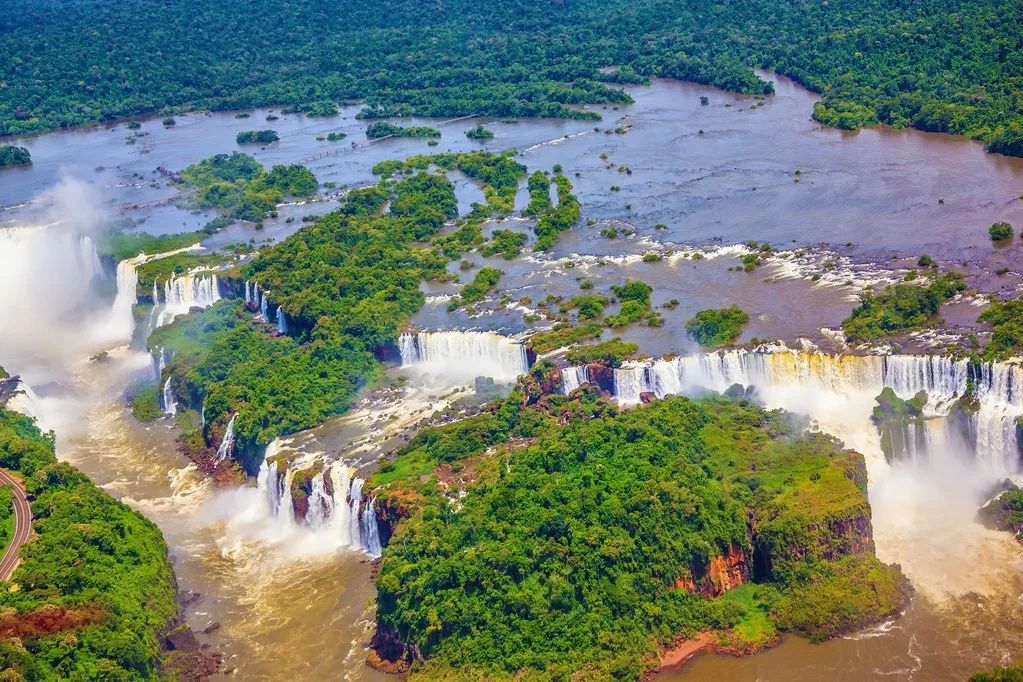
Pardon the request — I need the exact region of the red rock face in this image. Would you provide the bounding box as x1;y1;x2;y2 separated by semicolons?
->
639;391;657;404
676;543;751;598
292;493;310;522
584;363;615;393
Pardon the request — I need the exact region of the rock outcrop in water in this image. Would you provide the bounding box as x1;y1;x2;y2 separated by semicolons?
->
870;387;928;462
977;482;1023;541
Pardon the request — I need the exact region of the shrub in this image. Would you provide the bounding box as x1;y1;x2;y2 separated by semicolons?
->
990;222;1013;240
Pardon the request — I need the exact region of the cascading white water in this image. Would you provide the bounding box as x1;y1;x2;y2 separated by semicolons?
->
259;292;268;319
162;377;177;416
156;272;221;327
277;306;288;335
561;365;587;394
216;414;237;462
398;330;529;383
568;347;1023;599
361;497;382;556
245;280;252;304
254;454;381;556
601;349;1021;473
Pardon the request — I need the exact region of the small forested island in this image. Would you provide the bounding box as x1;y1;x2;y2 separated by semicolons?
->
235;129;279;144
368;378;910;679
686;305;750;347
0;145;31;168
175;152;317;223
366;122;441;139
464;124;493;140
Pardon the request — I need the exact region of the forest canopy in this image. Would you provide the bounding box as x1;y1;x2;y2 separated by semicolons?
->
1;0;1022;156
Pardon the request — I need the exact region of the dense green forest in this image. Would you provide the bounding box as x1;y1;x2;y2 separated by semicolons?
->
0;408;177;679
371;381;909;679
2;0;1022;156
177;153;317;223
152;163;465;471
0;146;31;168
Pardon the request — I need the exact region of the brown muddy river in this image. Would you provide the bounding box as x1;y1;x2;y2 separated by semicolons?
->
1;72;1022;680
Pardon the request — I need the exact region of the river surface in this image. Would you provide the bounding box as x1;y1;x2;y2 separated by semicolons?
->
2;73;1023;680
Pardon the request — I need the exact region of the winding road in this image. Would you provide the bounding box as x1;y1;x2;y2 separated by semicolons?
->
0;469;30;581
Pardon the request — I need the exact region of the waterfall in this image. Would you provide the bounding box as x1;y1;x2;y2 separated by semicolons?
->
161;377;177;416
561;366;587;394
156;272;221;327
152;347;166;381
110;253;147;341
255;455;382;556
361;498;382;556
277;306;288;335
398;330;529;383
595;349;1023;475
216;414;237;462
245;280;252;304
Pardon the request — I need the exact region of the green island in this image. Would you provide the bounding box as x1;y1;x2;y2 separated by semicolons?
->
368;377;910;679
978;296;1023;361
0;146;31;168
686;306;750;347
366;122;441;139
464;124;494;140
841;271;966;342
176;152;318;223
0;408;178;679
235;129;279;145
152;162;466;472
100;231;203;262
4;0;1023;158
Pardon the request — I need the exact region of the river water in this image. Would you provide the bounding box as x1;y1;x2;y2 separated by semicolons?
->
2;73;1023;680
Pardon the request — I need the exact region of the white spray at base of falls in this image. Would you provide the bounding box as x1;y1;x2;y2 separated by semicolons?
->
156;272;221;327
398;330;529;384
251;443;381;556
583;347;1023;599
607;350;1022;472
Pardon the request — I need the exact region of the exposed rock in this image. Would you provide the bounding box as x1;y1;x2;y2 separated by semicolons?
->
161;624;222;681
639;391;657;404
584;362;615;393
871;388;927;462
375;492;413;547
368;624;420;674
673;543;751;599
977;482;1023;541
201;621;221;634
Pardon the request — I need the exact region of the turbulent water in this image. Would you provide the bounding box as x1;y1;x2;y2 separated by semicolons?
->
2;72;1023;680
398;330;529;383
553;345;1023;679
156;272;222;327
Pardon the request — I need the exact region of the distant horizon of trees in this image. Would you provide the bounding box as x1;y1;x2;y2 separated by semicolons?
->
1;0;1021;156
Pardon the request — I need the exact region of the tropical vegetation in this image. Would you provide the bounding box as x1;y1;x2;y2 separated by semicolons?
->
0;145;30;168
0;408;177;679
685;306;750;347
842;271;966;342
3;0;1023;159
371;383;909;679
